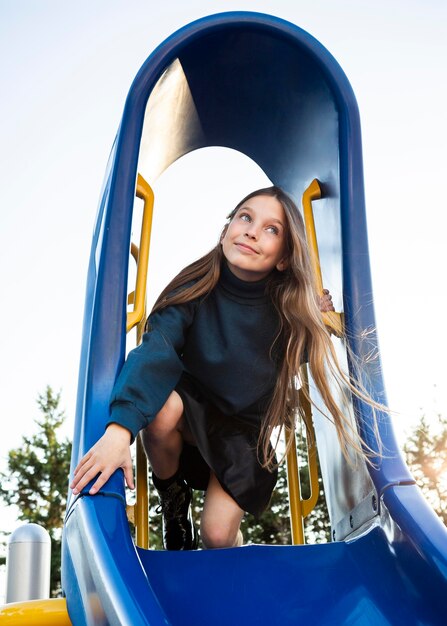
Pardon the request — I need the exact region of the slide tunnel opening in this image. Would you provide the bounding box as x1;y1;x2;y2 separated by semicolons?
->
125;146;332;547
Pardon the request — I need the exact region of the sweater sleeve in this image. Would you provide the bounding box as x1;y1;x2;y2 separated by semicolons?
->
108;300;197;440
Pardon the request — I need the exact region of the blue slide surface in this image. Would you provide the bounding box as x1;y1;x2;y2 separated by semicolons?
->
62;12;447;625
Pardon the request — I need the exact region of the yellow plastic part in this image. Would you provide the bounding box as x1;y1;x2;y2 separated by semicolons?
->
126;174;154;333
302;179;343;337
0;598;71;625
286;364;320;545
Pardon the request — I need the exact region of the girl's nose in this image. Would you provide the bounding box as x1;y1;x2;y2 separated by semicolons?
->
245;223;258;239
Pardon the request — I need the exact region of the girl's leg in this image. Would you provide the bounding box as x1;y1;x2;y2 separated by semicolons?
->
201;472;244;549
140;391;198;550
140;390;185;478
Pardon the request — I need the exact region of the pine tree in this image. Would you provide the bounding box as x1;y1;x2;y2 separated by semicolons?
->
0;387;72;595
404;413;447;525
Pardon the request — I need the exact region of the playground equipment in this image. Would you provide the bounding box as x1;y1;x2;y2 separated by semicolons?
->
1;11;446;625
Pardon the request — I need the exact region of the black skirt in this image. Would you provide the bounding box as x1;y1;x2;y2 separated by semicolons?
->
176;373;278;518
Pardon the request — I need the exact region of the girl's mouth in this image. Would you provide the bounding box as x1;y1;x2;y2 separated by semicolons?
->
235;242;259;254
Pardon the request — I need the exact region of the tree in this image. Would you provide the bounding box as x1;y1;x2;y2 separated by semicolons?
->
0;387;72;596
404;413;447;525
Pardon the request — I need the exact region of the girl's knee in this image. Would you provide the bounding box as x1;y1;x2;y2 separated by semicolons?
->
144;391;184;439
200;519;241;549
200;515;243;549
200;473;244;548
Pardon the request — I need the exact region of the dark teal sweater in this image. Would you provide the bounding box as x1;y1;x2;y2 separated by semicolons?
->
109;263;281;440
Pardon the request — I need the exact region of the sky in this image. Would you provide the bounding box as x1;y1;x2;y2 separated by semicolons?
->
0;0;446;575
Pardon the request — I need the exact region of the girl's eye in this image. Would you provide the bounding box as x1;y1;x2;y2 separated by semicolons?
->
266;226;279;235
240;213;251;222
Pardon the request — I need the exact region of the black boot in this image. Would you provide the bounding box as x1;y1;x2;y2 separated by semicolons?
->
156;476;198;550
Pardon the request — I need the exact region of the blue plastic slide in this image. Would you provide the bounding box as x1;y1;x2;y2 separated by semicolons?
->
62;12;447;625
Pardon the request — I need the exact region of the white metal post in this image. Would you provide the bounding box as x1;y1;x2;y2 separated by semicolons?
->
5;523;51;603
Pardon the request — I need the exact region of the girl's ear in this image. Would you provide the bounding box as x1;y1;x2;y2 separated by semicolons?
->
276;257;288;272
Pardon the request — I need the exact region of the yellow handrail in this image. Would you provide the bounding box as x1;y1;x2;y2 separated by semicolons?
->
0;598;71;625
286;179;344;544
134;434;149;548
286;363;320;545
126;174;154;333
125;174;153;548
302;179;343;337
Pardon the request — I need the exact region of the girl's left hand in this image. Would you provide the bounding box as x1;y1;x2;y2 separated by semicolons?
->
319;289;335;312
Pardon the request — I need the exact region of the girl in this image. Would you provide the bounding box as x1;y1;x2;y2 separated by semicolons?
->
71;186;371;551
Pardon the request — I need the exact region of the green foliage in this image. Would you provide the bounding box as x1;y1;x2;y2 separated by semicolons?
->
147;473;163;550
404;413;447;525
0;531;7;567
241;451;330;546
0;387;72;596
241;463;292;545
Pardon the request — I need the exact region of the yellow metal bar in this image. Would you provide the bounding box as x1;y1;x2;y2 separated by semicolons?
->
126;438;149;549
300;365;320;518
125;175;153;547
134;436;149;548
286;364;320;545
126;175;154;333
302;179;343;337
127;243;140;306
0;598;71;625
285;428;305;545
134;305;149;548
302;179;324;293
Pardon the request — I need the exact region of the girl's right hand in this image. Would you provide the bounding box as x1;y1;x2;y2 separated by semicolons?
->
319;288;335;312
70;423;135;495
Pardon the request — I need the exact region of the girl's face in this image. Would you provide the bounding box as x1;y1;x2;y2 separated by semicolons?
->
221;194;288;282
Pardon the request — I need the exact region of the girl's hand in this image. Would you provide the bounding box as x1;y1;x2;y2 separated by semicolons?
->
70;423;135;495
319;289;335;313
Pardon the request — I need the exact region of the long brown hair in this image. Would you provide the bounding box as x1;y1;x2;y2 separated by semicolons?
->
152;186;382;469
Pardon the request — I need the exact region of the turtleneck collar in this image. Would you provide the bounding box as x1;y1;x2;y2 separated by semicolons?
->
219;261;270;304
